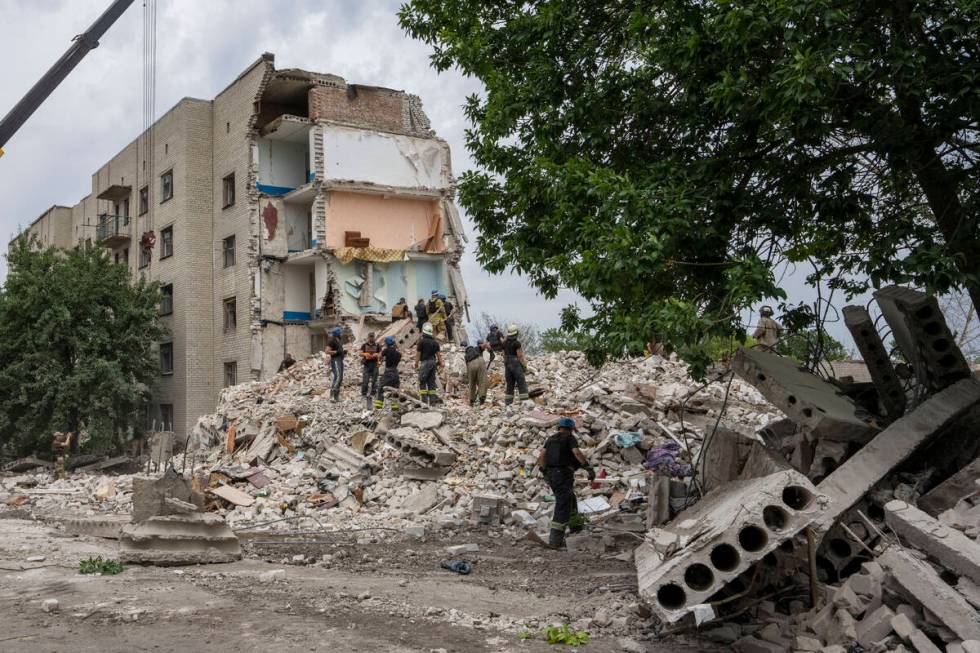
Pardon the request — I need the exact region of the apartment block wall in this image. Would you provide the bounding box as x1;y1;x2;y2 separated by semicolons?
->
17;206;73;250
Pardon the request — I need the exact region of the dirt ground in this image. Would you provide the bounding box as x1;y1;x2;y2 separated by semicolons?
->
0;514;721;653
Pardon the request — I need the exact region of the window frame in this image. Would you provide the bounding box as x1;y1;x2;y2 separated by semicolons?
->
139;186;149;215
159;283;173;316
223;296;237;331
222;235;236;268
160;225;174;260
139;246;151;269
159;342;174;375
223;361;238;387
160;169;174;203
159;403;174;431
222;172;236;208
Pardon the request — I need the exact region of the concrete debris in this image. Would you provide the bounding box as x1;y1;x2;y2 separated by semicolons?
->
885;500;980;585
119;512;242;565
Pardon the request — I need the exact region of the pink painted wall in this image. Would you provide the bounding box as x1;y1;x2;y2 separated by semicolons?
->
324;192;444;252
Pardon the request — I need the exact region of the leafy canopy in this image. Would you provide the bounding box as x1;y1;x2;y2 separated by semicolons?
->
0;238;166;455
399;0;980;377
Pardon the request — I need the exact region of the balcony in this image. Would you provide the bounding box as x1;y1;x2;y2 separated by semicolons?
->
96;213;131;248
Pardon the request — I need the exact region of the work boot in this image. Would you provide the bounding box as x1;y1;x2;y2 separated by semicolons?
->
548;528;566;549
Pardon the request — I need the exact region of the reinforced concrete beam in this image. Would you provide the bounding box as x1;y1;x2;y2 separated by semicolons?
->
884;500;980;585
843;305;907;420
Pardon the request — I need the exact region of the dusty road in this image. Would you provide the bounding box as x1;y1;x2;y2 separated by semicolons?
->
0;515;719;652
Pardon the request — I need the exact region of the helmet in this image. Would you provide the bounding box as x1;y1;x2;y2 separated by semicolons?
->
558;417;576;430
331;327;342;336
760;305;774;317
384;336;394;345
431;290;438;296
490;325;498;331
367;332;376;339
439;293;447;300
422;322;434;336
506;324;519;336
460;340;469;348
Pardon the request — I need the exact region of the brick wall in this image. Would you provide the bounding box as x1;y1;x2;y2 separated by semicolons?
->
309;85;406;134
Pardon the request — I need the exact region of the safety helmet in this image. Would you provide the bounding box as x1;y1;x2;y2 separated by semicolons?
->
331;327;342;336
490;325;498;331
422;322;434;336
385;336;395;345
460;340;469;348
760;305;774;317
558;417;576;430
431;290;438;296
506;324;519;336
439;293;447;300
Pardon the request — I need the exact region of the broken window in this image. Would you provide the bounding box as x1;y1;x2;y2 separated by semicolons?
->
224;361;237;387
159;404;173;431
160;170;173;203
139;246;151;269
222;235;236;268
160;342;173;374
139;186;149;215
223;296;237;331
161;226;173;259
160;284;173;315
222;173;235;208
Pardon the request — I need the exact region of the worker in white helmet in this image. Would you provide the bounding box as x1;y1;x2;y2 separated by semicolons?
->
415;322;444;405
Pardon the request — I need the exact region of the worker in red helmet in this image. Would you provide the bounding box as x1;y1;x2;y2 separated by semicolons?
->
537;417;595;549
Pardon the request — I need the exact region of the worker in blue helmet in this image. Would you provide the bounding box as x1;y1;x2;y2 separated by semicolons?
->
324;326;346;402
375;335;403;411
537;416;596;549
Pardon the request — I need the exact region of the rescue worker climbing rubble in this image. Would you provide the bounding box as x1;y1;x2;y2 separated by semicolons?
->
503;324;529;404
537;417;595;548
429;291;447;340
415;322;444;405
324;327;346;402
375;336;402;411
752;305;784;350
360;332;381;406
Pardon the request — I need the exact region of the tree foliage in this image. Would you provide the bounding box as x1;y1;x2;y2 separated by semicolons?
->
399;0;980;377
0;239;166;456
540;327;587;353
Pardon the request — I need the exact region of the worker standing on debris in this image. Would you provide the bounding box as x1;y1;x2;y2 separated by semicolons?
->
375;336;402;411
415;298;428;331
503;324;530;405
465;340;494;405
360;332;382;406
752;306;784;350
487;324;504;354
415;322;444;405
442;294;456;342
537;417;595;548
429;292;447;340
325;327;346;402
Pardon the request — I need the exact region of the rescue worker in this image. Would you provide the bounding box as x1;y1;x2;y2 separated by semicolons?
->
503;324;530;405
465;340;494;405
415;298;428;331
391;297;411;321
415;322;444;405
537;417;595;548
374;336;402;411
324;327;346;402
360;332;382;405
277;352;296;373
429;292;447;340
752;305;784;350
442;294;455;341
486;324;504;353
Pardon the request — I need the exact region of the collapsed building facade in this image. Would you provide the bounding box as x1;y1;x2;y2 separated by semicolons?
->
12;53;467;440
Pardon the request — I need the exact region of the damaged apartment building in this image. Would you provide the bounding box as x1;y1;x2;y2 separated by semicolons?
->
13;53;468;440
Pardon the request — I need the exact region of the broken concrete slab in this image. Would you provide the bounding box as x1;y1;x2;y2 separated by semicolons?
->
470;493;511;525
880;546;980;641
855;604;895;648
131;472;206;523
54;515;129;539
76;455;133;473
636;469;828;624
2;456;54;473
884;500;980;585
734;348;877;443
400;411;444;430
209;484;255;507
874;286;971;393
383;427;456;466
400;483;440;514
814;378;980;533
918;456;980;517
843;304;907;420
398;465;450;481
119;512;241;565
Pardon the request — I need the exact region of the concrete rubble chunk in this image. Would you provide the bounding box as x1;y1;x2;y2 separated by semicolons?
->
119;512;242;565
918;456;980;517
734;348;877;442
880;546;980;641
382;427;456;466
470;494;510;525
856;604;895;648
732;636;789;653
400;483;440;514
843;304;907;419
400;411;444;430
131;472;206;523
814;378;980;533
636;469;828;623
874;286;971;393
908;629;943;653
885;500;980;584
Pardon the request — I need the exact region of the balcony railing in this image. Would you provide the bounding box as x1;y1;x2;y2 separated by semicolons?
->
96;213;130;247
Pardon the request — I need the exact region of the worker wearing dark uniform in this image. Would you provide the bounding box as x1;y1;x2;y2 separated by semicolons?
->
415;322;443;405
503;324;529;405
487;325;504;353
360;332;382;404
277;353;296;373
375;336;402;411
415;299;428;332
537;417;595;548
325;327;346;402
442;295;455;341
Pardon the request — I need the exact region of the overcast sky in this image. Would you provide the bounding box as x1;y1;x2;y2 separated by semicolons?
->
0;0;863;347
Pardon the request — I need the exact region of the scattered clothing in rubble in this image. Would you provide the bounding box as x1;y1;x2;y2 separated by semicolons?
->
643;442;691;477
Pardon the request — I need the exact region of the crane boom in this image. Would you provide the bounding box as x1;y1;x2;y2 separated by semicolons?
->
0;0;137;157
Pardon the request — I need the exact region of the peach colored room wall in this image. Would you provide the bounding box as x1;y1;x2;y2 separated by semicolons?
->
324;192;444;252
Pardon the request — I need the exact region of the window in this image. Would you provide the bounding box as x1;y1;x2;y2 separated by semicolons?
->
224;361;237;387
222;235;236;268
160;342;173;374
160;284;173;315
139;246;151;269
161;226;173;259
123;198;130;225
139;186;149;215
160;170;173;203
222;173;235;208
159;404;174;431
123;247;129;263
223;297;237;331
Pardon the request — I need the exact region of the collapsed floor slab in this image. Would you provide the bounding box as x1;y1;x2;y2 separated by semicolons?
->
884;500;980;585
119;512;242;565
842;305;906;420
635;469;828;624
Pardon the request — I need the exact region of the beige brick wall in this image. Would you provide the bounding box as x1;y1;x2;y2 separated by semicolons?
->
14;206;73;250
309;85;405;134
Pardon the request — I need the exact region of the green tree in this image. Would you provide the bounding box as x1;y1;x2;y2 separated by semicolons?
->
399;1;980;377
540;327;587;353
778;331;849;364
0;239;166;456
